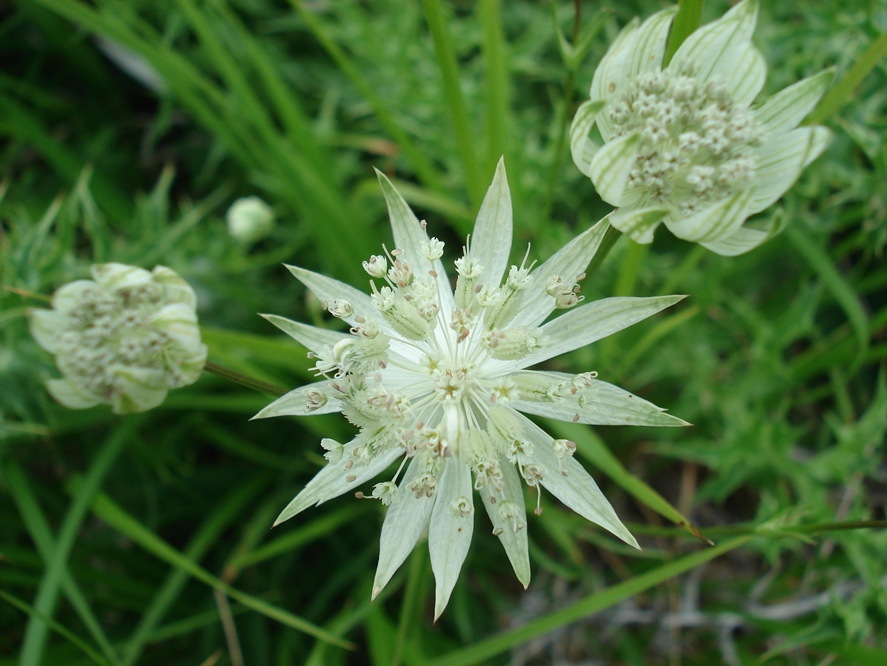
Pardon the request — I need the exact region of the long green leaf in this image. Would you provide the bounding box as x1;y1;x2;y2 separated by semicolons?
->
120;478;266;666
86;489;354;650
478;0;509;172
807;28;887;124
0;590;112;666
4;462;120;665
16;421;132;666
422;0;484;206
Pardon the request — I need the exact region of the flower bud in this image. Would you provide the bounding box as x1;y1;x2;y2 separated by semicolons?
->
226;196;274;244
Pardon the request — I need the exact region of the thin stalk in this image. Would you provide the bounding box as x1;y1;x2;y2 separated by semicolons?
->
583;224;623;282
624;519;887;538
203;360;286;397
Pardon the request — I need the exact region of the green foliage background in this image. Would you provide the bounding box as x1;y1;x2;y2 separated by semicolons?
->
1;0;886;664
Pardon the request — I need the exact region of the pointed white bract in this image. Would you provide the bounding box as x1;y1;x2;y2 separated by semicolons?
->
570;0;833;255
264;159;687;615
28;263;207;414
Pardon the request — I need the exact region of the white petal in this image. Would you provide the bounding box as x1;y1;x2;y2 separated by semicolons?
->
515;412;638;548
110;366;170;414
260;313;350;354
608;206;668;244
286;264;393;334
273;445;402;527
164;344;207;387
748;126;832;214
724;42;766;106
699;226;763;256
626;7;678;79
570;100;604;176
478;454;530;588
591;17;639;140
152;265;198;309
90;263;153;290
588;131;640;207
699;208;785;256
511;216;610;329
753;69;834;137
149;303;202;354
700;210;785;257
428;459;474;620
669;0;758;85
372;457;436;599
252;380;342;419
510;371;689;427
516;295;684;368
665;189;753;243
471;157;513;288
51;280;96;314
375;170;455;313
28;309;66;353
45;378;102;410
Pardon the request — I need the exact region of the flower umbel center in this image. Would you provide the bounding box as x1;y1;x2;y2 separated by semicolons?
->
608;68;763;215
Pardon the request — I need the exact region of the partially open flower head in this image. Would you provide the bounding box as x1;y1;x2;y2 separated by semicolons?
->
29;263;207;414
258;159;688;618
571;0;833;255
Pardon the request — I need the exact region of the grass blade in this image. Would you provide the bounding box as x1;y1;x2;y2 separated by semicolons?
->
120;477;267;666
4;462;121;665
85;489;355;650
422;0;484;205
0;589;112;666
807;28;887;125
15;421;132;666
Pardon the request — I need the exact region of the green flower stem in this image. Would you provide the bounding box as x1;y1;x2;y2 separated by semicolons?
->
203;360;286;397
16;422;133;666
583;223;623;282
663;0;705;67
624;519;887;539
807;28;887;125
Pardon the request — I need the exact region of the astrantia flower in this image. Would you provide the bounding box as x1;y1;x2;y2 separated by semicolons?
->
570;0;833;255
259;160;687;617
29;263;207;414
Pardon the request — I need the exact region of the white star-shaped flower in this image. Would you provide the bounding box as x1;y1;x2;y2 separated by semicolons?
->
570;0;833;255
258;160;687;617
